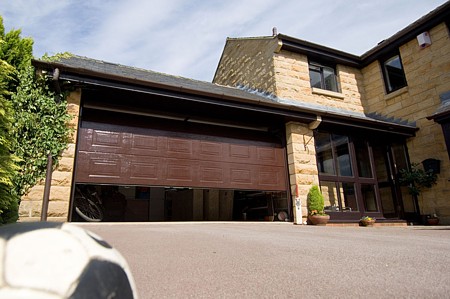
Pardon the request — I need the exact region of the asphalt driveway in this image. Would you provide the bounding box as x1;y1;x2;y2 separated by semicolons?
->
78;222;450;298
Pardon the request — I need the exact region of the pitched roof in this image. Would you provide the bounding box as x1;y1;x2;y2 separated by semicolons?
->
32;55;416;136
34;55;278;107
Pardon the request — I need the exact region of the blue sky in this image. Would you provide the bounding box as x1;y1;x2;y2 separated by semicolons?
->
1;0;447;81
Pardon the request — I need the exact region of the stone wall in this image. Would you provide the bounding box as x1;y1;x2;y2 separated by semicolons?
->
273;50;365;113
18;89;81;222
213;37;279;94
362;22;450;223
285;122;319;224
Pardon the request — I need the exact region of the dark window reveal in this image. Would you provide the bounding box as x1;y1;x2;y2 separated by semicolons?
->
382;54;407;93
441;121;450;159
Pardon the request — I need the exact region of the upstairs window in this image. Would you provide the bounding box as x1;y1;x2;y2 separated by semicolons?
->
382;54;407;93
309;61;339;92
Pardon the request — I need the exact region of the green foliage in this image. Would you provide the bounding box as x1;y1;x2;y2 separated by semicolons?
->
307;185;326;216
0;59;19;223
399;163;437;197
41;52;73;62
0;17;33;76
11;66;72;197
0;16;72;223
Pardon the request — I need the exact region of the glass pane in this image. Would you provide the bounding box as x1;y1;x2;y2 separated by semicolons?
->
333;134;352;177
315;132;335;175
341;182;358;212
323;67;338;92
309;70;322;88
320;181;340;212
391;143;408;174
362;184;378;212
354;140;372;178
401;186;416;213
372;146;389;181
384;55;407;92
379;186;396;217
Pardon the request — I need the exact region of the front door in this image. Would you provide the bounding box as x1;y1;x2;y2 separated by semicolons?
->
372;143;419;222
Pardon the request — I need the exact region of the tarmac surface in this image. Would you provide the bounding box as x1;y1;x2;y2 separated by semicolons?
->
78;222;450;299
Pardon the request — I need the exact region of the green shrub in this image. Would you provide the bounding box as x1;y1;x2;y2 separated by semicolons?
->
307;185;326;216
399;163;437;196
0;59;19;223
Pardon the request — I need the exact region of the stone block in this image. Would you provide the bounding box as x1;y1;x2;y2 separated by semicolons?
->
47;201;70;218
56;157;75;172
67;89;81;105
62;144;76;158
51;171;73;186
18;200;42;218
22;185;45;201
295;175;315;186
50;186;71;201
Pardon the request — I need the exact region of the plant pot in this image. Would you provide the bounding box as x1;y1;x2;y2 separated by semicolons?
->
426;218;439;225
308;214;330;225
360;219;375;227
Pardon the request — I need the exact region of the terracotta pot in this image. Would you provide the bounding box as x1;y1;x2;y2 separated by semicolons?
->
426;218;439;225
308;214;330;225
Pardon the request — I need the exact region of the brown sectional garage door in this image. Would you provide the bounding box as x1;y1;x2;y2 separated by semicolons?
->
75;121;287;191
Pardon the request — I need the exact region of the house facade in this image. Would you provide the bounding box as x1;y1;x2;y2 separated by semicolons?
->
214;2;450;224
19;2;450;224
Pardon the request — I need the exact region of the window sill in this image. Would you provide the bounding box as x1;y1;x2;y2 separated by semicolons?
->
312;87;345;99
384;86;408;101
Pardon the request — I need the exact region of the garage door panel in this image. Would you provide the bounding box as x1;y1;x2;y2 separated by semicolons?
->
76;126;287;190
166;160;195;183
199;162;225;185
199;141;223;157
229;144;251;159
167;137;193;155
258;167;285;188
257;147;278;162
129;158;160;181
131;134;159;151
76;152;122;182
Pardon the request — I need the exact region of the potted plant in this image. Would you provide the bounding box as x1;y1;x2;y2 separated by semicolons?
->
425;213;440;226
399;163;438;224
360;216;376;227
307;185;330;225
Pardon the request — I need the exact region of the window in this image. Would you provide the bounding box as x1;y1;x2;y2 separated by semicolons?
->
309;61;339;92
382;54;407;93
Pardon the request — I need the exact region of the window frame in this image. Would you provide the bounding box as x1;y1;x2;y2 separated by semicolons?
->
308;60;339;93
381;53;407;94
314;131;383;221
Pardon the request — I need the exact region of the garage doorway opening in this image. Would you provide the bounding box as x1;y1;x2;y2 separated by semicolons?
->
70;184;290;222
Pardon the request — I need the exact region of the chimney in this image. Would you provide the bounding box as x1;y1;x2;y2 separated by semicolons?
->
272;27;278;36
